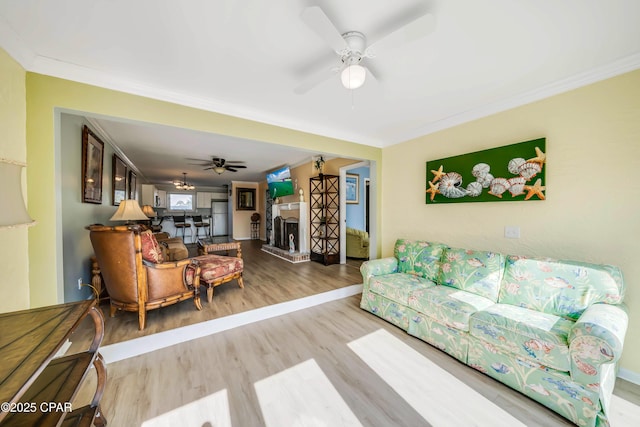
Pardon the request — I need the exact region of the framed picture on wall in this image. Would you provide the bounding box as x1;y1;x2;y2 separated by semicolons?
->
128;170;137;200
237;187;256;210
346;174;359;204
81;125;104;204
112;154;127;206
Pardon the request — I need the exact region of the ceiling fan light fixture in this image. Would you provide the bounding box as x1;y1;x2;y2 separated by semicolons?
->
213;166;226;175
341;64;366;89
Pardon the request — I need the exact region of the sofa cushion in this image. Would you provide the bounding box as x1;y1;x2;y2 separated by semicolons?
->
394;239;446;282
369;273;435;305
470;304;574;372
438;247;505;301
140;230;164;264
499;256;625;320
408;286;495;332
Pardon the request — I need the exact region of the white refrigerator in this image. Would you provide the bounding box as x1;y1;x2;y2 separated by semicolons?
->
210;200;229;236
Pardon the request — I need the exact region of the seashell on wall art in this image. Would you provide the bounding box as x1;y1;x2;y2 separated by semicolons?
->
439;172;466;198
518;161;542;180
477;173;494;188
508;158;526;175
507;176;526;196
425;137;545;204
472;163;490;178
466;181;483;197
488;177;510;198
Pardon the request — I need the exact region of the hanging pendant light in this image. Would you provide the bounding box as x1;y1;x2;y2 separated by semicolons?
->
174;172;195;190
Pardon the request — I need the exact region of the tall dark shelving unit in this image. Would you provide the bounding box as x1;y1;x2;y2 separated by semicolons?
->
310;174;340;265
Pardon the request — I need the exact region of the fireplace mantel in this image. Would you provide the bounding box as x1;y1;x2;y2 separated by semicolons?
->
272;202;308;254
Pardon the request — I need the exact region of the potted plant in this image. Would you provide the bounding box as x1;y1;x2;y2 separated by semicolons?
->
313;155;325;176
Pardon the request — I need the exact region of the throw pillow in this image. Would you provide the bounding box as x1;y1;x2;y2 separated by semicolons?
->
140;230;165;264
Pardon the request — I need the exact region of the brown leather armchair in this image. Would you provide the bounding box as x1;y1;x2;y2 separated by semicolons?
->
89;225;202;330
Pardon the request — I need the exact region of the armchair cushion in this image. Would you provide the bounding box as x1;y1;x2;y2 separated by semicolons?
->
141;230;164;264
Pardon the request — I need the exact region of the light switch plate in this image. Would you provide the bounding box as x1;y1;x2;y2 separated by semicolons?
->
504;226;520;239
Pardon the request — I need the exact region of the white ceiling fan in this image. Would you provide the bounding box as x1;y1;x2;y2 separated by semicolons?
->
295;4;436;94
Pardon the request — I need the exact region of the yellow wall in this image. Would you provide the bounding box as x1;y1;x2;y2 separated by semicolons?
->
0;48;29;312
382;69;640;374
231;181;260;240
25;73;381;306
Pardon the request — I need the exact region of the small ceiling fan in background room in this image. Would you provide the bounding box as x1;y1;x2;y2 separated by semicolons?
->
189;157;247;175
294;3;436;94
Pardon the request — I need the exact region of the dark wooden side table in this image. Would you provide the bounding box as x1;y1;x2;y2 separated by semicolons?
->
0;300;107;426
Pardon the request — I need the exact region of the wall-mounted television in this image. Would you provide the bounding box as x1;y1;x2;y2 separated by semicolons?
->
267;166;295;199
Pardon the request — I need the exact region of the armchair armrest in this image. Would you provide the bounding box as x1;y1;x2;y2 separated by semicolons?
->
568;303;628;384
143;259;201;299
360;257;398;292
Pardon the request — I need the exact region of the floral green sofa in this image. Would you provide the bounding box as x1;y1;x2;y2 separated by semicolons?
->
360;239;628;427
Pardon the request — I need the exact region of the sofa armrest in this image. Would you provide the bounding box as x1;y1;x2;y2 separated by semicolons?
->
360;257;398;292
568;303;628;384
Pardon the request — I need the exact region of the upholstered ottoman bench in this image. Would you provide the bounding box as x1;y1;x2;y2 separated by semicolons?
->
192;254;244;302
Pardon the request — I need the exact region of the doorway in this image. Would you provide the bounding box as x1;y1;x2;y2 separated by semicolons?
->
339;161;376;264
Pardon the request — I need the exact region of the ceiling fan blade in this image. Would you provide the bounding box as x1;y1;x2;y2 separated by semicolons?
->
364;63;381;82
294;66;340;94
203;166;214;170
227;165;247;169
300;6;347;54
226;168;239;172
365;12;436;57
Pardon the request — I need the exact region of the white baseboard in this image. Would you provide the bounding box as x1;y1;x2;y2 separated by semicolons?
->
101;284;363;364
618;368;640;385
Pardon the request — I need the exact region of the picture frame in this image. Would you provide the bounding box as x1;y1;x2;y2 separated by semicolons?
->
81;125;104;204
425;137;546;204
346;174;359;204
128;170;137;200
237;187;256;210
112;154;127;206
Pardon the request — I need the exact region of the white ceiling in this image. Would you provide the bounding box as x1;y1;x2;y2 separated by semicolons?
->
2;0;640;185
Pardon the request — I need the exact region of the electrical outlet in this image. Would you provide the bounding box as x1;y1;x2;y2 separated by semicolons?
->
78;278;83;290
504;226;521;239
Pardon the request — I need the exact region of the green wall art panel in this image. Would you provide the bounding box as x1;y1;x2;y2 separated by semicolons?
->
426;138;546;204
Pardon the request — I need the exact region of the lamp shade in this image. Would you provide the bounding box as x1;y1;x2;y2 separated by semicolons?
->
141;205;157;217
341;64;366;89
110;199;149;222
0;159;35;229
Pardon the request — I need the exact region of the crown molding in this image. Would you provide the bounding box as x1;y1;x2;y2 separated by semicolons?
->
5;27;638;150
0;16;36;68
389;52;640;146
27;55;385;148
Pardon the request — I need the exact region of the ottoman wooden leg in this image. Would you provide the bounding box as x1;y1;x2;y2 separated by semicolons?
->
207;285;214;303
238;275;244;289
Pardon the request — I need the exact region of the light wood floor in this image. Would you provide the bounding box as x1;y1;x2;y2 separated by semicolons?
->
82;239;363;345
74;294;640;427
69;241;640;426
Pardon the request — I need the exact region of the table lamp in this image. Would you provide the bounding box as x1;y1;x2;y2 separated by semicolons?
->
141;205;157;218
110;199;148;224
0;158;35;229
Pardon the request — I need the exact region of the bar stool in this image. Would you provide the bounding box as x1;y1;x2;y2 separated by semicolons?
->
173;215;192;242
192;215;210;239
